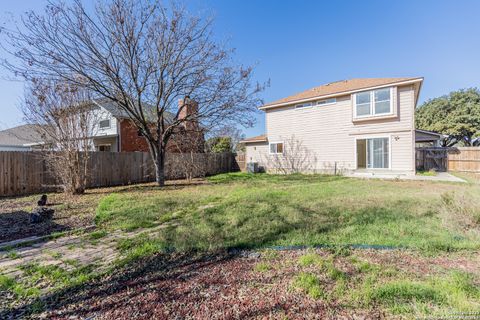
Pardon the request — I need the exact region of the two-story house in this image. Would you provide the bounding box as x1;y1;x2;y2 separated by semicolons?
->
72;97;205;153
242;77;431;176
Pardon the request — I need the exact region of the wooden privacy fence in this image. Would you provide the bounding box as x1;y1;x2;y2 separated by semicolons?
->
447;147;480;172
233;152;246;172
0;151;234;197
416;147;480;172
416;148;448;171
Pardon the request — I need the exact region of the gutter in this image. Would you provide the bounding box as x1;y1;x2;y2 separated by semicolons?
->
239;139;268;144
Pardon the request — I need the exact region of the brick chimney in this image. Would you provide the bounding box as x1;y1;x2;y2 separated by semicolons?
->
178;96;199;131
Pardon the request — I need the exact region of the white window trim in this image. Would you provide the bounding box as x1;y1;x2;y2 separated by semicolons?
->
97;144;112;152
269;141;284;155
295;102;313;110
354;135;391;170
353;88;394;119
316;98;337;106
99;119;111;130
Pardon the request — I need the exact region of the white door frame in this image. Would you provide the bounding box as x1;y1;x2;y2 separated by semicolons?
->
354;135;392;170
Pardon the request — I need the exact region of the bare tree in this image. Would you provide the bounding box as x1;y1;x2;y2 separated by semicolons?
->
169;130;207;182
23;79;98;194
1;0;263;186
265;136;317;174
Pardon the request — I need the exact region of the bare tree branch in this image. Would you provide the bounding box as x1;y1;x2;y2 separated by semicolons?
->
1;0;264;186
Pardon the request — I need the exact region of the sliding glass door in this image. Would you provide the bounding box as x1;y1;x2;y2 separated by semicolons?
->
367;138;389;169
357;137;389;169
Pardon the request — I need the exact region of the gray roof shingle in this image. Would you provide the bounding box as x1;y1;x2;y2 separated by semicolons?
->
0;124;45;147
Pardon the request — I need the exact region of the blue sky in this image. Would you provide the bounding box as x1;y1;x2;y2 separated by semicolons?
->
1;0;479;137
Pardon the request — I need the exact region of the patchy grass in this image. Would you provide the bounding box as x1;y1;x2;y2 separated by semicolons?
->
289;249;480;316
292;272;324;299
95;173;480;253
298;252;323;267
116;233;168;266
6;251;19;260
440;190;480;229
451;171;480;184
0;275;40;299
19;262;97;288
417;170;437;176
88;230;108;240
49;251;63;259
253;261;271;272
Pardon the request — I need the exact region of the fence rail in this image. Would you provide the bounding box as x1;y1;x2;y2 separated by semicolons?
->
0;151;234;197
416;147;480;173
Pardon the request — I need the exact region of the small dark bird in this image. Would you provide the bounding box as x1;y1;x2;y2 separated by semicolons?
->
38;194;48;206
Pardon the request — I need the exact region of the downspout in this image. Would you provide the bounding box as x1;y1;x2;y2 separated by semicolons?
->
118;118;122;152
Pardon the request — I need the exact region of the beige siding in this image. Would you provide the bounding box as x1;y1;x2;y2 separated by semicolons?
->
245;142;269;170
263;84;416;174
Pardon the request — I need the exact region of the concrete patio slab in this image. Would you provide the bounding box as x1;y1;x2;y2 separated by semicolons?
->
347;171;466;183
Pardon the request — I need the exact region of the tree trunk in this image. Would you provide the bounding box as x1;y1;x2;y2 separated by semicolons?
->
154;147;166;187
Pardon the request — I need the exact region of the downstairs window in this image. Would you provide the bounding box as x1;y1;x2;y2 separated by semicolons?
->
269;142;284;154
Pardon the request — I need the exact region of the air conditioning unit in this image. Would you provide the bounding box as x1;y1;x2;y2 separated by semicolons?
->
246;162;259;173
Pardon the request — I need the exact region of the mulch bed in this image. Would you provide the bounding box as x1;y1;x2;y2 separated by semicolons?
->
7;251;385;320
2;248;479;319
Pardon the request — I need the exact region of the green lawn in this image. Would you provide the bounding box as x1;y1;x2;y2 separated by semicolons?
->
2;173;480;318
96;173;480;253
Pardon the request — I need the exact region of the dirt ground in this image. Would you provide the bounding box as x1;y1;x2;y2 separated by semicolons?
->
0;180;206;244
0;190;103;243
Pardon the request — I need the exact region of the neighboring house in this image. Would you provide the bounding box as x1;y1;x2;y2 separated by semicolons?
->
415;129;443;147
89;97;204;153
0;97;204;153
242;77;435;176
0;124;46;151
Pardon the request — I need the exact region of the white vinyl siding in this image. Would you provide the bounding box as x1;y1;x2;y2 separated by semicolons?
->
245;142;269;169
264;85;416;173
90;106;119;137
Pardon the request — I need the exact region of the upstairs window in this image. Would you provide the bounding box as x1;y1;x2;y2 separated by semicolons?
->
316;98;336;106
355;92;371;116
374;88;391;114
354;88;392;118
269;142;284;154
99;119;111;129
295;102;313;109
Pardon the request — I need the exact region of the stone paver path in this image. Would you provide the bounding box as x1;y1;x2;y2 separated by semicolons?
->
0;224;169;281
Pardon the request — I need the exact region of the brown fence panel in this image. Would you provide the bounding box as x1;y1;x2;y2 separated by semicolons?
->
415;147;448;171
416;147;480;173
447;147;480;172
0;151;235;197
233;152;246;172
